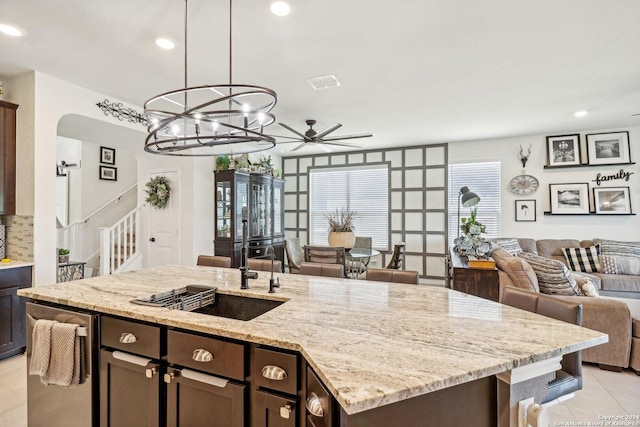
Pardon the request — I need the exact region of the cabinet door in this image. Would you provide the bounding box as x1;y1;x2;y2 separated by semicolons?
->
252;389;297;427
0;286;22;358
166;367;245;427
250;174;272;239
272;178;284;237
100;349;161;427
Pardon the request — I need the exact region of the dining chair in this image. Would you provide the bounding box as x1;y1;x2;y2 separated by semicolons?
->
248;258;282;272
304;245;346;266
365;268;419;284
196;255;232;268
299;262;345;278
385;242;405;269
285;237;304;274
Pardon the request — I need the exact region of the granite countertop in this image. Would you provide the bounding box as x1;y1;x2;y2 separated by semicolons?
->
0;260;34;270
18;265;607;415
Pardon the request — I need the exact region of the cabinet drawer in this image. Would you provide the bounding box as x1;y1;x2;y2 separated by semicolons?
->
306;367;333;427
168;330;245;381
101;316;161;359
252;347;298;395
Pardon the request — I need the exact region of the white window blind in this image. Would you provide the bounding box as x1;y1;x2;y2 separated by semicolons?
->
448;162;501;245
309;165;389;250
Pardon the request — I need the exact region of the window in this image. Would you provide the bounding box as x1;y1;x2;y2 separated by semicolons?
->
448;162;501;245
309;165;389;250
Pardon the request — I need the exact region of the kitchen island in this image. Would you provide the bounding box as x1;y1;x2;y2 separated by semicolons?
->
19;265;607;426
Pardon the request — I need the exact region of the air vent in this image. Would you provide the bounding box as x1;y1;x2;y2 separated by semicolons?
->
307;75;341;90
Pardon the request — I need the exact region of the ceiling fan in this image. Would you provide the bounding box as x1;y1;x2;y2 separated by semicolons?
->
274;119;372;152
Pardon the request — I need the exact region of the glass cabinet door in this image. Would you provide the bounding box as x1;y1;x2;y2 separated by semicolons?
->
250;177;272;238
216;180;232;239
235;180;248;238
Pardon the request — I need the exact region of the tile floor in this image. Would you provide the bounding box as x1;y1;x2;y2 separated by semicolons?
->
0;353;638;427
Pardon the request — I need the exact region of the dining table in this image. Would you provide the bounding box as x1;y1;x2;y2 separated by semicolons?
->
346;247;381;279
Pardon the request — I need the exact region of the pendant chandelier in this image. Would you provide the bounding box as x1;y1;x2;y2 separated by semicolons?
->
144;0;277;156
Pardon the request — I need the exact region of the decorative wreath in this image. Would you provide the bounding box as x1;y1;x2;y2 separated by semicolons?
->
145;176;171;209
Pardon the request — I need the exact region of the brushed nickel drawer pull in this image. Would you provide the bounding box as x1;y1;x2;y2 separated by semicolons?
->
192;348;214;362
119;332;137;343
305;392;324;417
262;365;287;380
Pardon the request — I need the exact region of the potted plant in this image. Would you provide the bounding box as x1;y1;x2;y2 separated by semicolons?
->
255;155;272;174
454;208;493;266
58;248;70;264
215;155;230;172
325;208;357;250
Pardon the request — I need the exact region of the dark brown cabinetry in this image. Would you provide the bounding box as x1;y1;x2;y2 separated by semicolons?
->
99;316;163;427
0;265;31;360
450;250;500;302
251;345;300;427
214;170;285;269
0;100;18;215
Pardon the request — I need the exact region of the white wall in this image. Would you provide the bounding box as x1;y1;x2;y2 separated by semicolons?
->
449;125;640;241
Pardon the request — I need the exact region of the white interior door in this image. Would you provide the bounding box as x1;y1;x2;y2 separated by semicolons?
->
147;170;180;267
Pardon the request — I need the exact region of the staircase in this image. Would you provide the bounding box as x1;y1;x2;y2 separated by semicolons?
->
99;208;141;275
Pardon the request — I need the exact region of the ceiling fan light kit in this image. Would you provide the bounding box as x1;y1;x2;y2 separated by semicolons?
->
144;0;277;156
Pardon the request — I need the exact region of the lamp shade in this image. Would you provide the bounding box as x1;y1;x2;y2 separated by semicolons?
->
459;186;480;207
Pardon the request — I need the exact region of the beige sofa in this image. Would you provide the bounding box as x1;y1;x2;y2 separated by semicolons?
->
491;239;634;371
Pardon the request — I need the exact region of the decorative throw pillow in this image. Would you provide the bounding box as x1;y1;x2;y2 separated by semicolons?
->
561;245;601;273
491;247;539;292
593;238;640;260
574;275;599;297
490;238;523;256
517;252;582;296
600;255;640;276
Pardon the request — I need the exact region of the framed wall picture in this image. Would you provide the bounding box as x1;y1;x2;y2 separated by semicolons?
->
515;199;536;222
100;146;116;165
546;134;581;167
549;183;590;214
99;166;117;181
593;187;631;215
586;131;631;165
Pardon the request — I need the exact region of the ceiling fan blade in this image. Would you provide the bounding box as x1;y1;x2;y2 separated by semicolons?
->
279;123;309;140
323;141;362;148
290;142;308;152
314;123;342;140
321;133;373;141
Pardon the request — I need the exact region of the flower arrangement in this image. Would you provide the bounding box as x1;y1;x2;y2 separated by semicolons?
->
145;176;171;209
325;208;356;232
455;208;491;259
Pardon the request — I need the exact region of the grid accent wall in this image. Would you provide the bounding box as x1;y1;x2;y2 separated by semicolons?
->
283;144;448;285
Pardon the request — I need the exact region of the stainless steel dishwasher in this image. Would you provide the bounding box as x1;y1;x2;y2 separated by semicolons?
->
26;302;98;427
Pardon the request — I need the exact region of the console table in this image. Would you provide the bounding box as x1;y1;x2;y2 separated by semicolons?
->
450;249;500;302
57;261;86;282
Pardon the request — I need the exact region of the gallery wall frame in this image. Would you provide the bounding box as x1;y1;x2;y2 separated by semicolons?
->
593;186;632;215
99;165;117;181
100;146;116;165
549;183;590;215
586;131;631;165
545;134;581;167
515;199;536;222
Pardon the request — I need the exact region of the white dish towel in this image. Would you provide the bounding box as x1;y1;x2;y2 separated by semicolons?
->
29;319;82;386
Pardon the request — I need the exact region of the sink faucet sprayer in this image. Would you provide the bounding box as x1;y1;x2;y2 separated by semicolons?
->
267;245;280;293
240;206;258;289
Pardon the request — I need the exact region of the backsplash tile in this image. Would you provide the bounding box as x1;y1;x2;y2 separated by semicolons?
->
0;215;34;261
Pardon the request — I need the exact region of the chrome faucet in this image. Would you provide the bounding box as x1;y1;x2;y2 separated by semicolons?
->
240;206;258;289
266;245;280;293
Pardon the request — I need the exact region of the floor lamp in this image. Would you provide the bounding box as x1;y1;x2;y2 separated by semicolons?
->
457;186;481;238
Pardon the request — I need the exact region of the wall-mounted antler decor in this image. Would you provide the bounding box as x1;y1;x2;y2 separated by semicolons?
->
519;144;532;167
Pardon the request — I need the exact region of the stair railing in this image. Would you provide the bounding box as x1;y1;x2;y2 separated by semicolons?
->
99;207;141;275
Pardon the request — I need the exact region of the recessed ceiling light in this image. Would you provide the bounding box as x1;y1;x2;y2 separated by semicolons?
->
155;38;175;50
574;110;588;117
0;24;24;37
270;1;291;16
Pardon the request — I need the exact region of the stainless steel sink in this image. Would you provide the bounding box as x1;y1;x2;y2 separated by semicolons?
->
193;293;285;321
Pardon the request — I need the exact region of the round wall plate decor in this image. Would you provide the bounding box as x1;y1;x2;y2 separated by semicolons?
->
508;174;539;195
